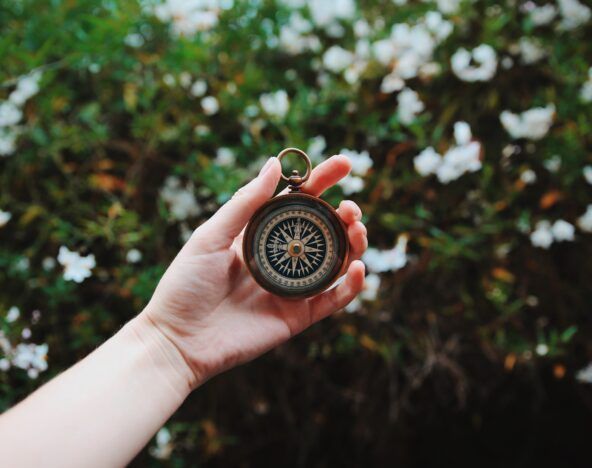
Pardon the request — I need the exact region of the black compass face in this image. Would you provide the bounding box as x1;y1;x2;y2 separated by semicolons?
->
265;217;327;279
244;194;348;297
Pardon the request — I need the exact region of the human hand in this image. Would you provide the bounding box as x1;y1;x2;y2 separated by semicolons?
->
138;155;368;389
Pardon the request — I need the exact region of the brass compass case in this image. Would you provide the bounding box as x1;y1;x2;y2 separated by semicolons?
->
243;148;349;298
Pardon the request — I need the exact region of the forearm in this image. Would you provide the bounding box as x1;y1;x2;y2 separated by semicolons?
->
0;313;195;468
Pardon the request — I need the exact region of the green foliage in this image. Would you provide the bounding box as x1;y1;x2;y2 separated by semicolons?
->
1;0;591;465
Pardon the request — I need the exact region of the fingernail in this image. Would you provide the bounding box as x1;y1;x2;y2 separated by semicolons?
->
259;157;276;176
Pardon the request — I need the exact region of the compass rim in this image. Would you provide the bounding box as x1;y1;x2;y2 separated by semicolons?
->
243;193;349;298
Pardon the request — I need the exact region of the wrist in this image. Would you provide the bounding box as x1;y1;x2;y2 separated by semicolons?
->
126;312;199;395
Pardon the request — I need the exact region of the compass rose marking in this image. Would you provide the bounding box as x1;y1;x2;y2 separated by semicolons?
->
258;208;337;288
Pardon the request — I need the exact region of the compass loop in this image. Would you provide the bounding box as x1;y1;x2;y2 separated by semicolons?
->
277;148;312;187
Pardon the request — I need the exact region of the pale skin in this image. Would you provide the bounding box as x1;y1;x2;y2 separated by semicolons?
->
0;155;368;467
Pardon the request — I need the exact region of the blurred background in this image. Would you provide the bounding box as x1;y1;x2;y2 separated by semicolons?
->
2;0;592;466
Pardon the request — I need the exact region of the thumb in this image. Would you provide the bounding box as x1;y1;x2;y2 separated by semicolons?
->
194;157;282;251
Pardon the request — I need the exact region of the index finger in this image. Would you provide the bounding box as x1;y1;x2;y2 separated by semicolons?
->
278;154;351;197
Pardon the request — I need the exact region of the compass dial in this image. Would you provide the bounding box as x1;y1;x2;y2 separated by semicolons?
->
244;193;348;297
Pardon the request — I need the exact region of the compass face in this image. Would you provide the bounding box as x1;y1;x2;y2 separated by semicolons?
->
244;193;348;297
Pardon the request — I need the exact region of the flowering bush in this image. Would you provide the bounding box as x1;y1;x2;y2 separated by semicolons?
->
1;0;592;465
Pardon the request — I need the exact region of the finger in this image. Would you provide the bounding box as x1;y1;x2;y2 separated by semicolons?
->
347;221;368;264
308;260;365;323
193;157;281;251
336;200;362;225
278;154;352;197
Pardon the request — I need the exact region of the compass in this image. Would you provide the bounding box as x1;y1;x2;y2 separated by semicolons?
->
243;148;349;298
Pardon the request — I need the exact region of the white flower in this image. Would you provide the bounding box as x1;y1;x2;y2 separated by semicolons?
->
544;155;561;173
360;273;381;301
152;0;221;36
21;328;31;339
577;362;592;384
0;129;18;156
279;12;320;55
215;147;235;166
0;102;23;127
581;81;592;102
0;331;10;354
416;123;482;183
6;306;20;323
436;142;481;183
424;11;453;41
557;0;591;30
0;209;11;227
372;39;396;66
163;74;176;87
307;135;326;162
124;33;144;48
501;56;514;69
194;124;210;136
16;257;29;272
529;4;557;26
8;71;42;106
260;90;290;119
380;72;405;93
340;148;373;176
530;219;575;247
42;256;56;271
190;79;207;97
530;220;553;249
535;343;549;356
551;219;575;241
160;176;202;221
419;61;442;79
580;68;592;102
577;205;592;232
500;104;555;140
57;246;96;283
179;72;192;88
126;249;142;264
338;175;364;194
397;88;424;125
354;19;371;37
435;0;461;14
363;235;408;273
12;343;48;376
308;0;355;27
518;38;546;64
201;96;219;115
322;46;355;73
451;44;498;82
584;166;592;185
454;121;472;145
520;169;537;184
373;14;452;92
0;358;9;371
414;147;442;176
150;427;174;460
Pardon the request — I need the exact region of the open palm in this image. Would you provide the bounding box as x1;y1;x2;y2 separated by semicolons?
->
143;155;368;387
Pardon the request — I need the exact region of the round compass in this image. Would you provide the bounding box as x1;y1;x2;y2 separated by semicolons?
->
243;149;349;298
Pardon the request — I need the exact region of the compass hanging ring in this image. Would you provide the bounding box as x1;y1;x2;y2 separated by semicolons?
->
243;148;349;298
277;147;312;189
